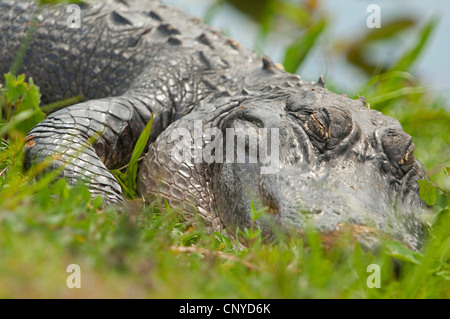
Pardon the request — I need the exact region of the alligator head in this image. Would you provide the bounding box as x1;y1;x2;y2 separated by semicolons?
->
139;79;428;251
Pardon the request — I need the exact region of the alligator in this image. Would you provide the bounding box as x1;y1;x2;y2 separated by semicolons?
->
0;0;429;250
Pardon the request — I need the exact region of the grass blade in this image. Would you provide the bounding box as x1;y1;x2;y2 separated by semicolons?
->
390;17;438;72
282;18;326;73
111;113;154;199
367;86;427;107
126;113;154;189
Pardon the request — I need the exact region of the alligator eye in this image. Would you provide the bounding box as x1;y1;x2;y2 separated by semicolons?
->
296;107;352;151
307;112;330;140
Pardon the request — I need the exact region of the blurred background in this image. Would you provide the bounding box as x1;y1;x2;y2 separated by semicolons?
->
165;0;449;180
164;0;450;103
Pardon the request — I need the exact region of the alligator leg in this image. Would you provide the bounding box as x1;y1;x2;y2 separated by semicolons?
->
24;95;155;204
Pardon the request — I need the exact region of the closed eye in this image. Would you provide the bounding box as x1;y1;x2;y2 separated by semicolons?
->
288;107;353;152
308;112;330;140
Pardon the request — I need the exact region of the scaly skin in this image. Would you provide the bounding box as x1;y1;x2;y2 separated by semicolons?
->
0;0;429;250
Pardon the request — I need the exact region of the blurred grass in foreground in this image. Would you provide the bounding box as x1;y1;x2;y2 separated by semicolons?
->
0;0;448;298
0;171;448;298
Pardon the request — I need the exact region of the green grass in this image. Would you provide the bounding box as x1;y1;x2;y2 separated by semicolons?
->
0;0;449;298
0;176;448;298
